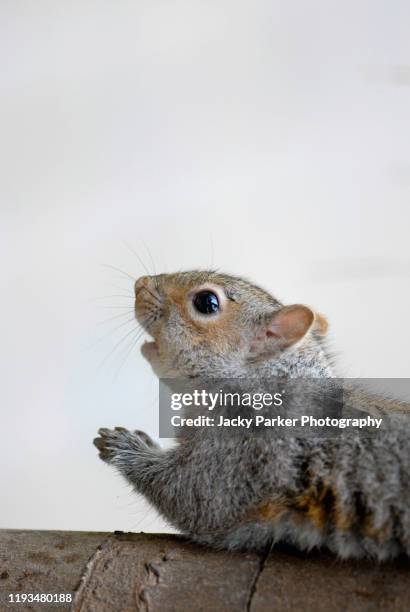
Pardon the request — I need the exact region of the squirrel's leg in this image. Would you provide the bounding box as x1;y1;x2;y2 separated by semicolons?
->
93;427;180;522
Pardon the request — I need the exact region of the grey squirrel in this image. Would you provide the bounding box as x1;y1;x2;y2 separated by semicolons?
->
94;271;410;560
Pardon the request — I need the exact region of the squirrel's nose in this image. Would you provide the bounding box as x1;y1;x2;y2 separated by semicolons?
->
134;275;151;296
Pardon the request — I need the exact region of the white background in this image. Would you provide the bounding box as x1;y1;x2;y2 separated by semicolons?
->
1;1;409;532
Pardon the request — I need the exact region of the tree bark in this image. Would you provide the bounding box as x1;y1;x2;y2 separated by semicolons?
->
0;530;409;611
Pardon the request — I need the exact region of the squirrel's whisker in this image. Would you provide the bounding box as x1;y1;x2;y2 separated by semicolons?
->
98;324;142;370
91;295;135;301
122;240;152;277
139;237;157;277
114;324;152;377
87;317;138;350
97;311;135;326
101;263;137;282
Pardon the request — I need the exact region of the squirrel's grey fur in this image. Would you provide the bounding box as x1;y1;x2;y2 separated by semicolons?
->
94;271;410;560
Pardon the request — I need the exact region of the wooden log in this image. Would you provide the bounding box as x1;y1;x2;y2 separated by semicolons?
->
0;530;409;611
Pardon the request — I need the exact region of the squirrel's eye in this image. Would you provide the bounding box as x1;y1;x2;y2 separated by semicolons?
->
193;291;220;315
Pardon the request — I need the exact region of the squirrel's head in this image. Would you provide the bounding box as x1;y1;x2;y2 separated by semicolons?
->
134;270;332;378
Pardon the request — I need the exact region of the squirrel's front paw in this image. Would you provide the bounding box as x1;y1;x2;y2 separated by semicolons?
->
93;427;158;464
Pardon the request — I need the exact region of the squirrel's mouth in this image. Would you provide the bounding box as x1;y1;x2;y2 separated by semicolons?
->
143;340;157;349
141;340;160;365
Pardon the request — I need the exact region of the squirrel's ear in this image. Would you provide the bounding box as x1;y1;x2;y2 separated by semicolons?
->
250;305;319;355
265;305;315;349
314;312;328;336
